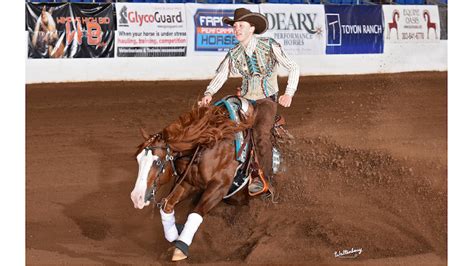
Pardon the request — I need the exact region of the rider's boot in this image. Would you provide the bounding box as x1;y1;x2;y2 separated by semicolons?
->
248;178;264;195
248;167;269;196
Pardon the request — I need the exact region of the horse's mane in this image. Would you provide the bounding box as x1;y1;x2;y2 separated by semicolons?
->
163;105;253;152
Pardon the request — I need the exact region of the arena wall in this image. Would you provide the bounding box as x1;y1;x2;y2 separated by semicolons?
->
25;3;447;84
25;40;447;84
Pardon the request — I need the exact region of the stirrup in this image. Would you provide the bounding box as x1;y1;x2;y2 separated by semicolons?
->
248;169;269;197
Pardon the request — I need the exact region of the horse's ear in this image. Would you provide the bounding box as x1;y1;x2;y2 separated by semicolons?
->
140;128;150;140
42;6;46;12
48;7;54;14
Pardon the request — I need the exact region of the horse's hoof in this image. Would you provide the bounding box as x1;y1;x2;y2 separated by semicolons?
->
171;248;188;261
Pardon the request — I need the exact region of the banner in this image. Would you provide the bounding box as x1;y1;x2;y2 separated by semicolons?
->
259;4;326;55
382;5;440;43
325;5;384;54
26;3;114;58
185;4;259;54
115;3;187;57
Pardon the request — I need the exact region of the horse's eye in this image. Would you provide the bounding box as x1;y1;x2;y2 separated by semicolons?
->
154;159;162;167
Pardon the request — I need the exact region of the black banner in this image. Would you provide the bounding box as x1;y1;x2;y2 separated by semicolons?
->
26;3;114;58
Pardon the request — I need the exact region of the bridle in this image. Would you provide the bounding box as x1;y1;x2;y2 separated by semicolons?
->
142;133;201;210
143;143;178;204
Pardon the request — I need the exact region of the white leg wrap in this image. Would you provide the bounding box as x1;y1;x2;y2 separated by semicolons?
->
177;213;203;246
160;209;179;242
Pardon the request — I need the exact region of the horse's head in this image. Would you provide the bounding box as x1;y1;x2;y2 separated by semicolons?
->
130;128;175;209
40;6;58;45
40;6;49;25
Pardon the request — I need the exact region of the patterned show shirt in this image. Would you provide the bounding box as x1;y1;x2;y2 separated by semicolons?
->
204;36;300;101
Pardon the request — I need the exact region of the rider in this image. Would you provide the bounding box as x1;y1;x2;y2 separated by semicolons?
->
199;8;300;195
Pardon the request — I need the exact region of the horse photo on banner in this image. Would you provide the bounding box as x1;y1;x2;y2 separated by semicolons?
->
26;2;115;59
26;3;69;59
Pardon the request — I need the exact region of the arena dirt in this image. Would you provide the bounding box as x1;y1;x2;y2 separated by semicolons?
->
26;72;447;265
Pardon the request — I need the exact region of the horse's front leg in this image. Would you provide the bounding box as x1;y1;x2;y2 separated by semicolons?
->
172;176;232;261
160;181;195;243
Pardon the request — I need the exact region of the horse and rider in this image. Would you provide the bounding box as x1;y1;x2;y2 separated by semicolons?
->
130;8;300;261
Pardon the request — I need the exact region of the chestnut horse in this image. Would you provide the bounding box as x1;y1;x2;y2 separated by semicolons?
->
130;104;254;261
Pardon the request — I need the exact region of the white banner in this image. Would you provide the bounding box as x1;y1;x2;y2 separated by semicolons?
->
259;4;326;55
383;5;440;43
185;4;260;55
116;3;187;57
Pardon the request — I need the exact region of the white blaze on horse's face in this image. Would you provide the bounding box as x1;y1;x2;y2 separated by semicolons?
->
130;149;158;209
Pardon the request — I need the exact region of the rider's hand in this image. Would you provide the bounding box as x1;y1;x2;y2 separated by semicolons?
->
198;95;212;107
278;94;293;108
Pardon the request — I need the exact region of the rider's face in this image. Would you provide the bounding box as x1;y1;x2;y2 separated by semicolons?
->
233;21;255;45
